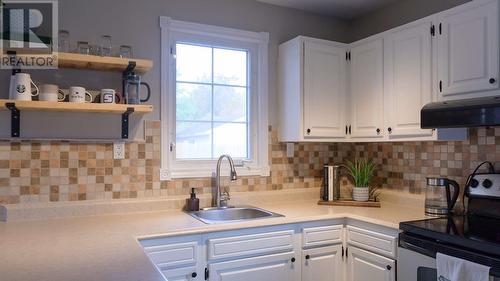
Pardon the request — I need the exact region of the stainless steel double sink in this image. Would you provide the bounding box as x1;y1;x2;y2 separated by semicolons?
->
188;206;284;224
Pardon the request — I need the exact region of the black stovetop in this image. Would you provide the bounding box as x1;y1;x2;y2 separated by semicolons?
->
400;215;500;258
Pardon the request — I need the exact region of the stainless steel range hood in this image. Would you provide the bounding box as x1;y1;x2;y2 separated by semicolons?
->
421;96;500;129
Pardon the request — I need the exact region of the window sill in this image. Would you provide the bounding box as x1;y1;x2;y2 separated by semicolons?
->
160;165;270;181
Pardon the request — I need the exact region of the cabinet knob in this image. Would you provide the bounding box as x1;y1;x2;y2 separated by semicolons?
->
305;255;310;260
376;128;381;135
490;78;496;84
192;272;197;278
386;265;392;270
306;128;311;135
291;257;296;263
388;127;392;134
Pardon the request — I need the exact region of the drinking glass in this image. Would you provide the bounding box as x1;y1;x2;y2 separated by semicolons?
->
119;45;133;58
77;41;90;55
100;35;112;57
58;30;70;53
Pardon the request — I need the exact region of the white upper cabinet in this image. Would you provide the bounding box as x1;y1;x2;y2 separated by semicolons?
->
384;19;434;138
303;40;347;138
278;37;347;142
349;38;385;139
437;0;499;100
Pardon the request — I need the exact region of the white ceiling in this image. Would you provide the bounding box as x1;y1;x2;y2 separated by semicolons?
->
257;0;400;19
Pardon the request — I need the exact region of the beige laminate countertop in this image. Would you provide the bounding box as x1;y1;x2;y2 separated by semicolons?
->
0;199;428;281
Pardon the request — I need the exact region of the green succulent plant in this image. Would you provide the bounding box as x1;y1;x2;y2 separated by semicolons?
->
344;159;377;188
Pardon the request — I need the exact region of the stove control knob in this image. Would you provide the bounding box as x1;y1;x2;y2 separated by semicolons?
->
470;179;479;188
482;179;493;189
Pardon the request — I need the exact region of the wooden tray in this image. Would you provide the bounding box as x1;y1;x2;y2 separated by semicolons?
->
318;200;381;208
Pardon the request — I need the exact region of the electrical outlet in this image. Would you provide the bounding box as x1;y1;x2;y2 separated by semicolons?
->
113;142;125;159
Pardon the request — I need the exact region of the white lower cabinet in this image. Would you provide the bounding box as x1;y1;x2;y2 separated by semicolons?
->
347;246;396;281
141;221;399;281
209;251;299;281
302;245;343;281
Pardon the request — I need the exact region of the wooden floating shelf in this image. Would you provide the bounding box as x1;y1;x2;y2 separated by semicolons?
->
0;99;153;114
57;52;153;73
1;52;153;73
0;99;153;139
318;200;381;208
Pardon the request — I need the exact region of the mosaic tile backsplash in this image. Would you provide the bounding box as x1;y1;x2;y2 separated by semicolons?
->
0;120;498;205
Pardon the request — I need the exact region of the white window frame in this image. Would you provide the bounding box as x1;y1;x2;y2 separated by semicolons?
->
159;17;270;180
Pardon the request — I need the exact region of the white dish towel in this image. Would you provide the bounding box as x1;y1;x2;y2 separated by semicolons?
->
437;252;491;281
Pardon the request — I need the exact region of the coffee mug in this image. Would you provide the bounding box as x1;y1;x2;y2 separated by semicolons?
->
99;89;121;104
39;84;66;102
69;86;93;103
9;73;39;101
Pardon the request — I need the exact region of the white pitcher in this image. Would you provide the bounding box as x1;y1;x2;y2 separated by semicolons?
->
9;73;39;101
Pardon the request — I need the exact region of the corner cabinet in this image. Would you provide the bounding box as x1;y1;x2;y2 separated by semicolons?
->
347;246;395;281
349;38;384;139
437;0;499;100
302;245;343;281
278;36;348;142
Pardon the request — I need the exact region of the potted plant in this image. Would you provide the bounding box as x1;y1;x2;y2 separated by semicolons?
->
344;159;377;202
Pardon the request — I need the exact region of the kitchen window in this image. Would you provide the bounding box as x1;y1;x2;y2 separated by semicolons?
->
159;17;269;180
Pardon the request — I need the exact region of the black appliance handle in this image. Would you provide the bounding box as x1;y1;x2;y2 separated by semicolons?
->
446;179;460;211
140;82;151;103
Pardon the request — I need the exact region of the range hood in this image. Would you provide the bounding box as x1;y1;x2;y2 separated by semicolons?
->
421;96;500;129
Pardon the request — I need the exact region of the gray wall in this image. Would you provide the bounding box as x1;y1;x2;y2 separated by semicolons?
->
349;0;471;42
0;0;349;140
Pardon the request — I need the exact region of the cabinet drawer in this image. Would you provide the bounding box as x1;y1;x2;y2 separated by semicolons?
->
302;225;342;248
346;226;397;258
143;241;198;269
207;230;294;260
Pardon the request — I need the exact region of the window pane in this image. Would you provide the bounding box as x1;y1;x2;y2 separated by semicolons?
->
213;123;248;158
176;44;212;83
176;83;212;121
176;122;212;159
213;86;247;122
214;48;247;86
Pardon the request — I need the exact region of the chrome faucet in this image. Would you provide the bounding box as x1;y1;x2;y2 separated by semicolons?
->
214;155;238;208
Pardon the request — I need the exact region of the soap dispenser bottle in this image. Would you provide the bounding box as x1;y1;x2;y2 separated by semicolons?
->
186;188;200;212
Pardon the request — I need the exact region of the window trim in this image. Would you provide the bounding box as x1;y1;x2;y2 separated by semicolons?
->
159;17;270;180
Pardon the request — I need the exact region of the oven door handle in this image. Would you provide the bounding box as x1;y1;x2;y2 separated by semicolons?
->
399;239;436;259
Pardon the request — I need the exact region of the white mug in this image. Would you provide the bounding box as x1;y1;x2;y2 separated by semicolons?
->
39;84;66;102
100;88;119;104
9;73;39;101
69;86;93;103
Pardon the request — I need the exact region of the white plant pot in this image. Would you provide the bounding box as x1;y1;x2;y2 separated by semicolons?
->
352;187;370;202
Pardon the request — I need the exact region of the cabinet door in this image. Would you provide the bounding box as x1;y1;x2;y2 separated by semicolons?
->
162;267;200;281
437;0;499;99
384;20;434;138
347;246;395;281
209;251;299;281
303;40;347;138
350;38;384;138
302;245;342;281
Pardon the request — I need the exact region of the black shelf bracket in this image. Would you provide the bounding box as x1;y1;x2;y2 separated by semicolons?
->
121;107;135;139
122;61;137;77
6;51;21;75
5;103;20;138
